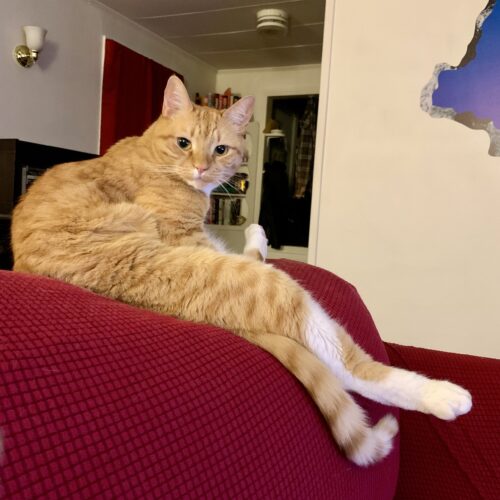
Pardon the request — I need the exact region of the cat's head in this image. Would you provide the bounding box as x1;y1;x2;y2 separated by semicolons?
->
150;75;254;194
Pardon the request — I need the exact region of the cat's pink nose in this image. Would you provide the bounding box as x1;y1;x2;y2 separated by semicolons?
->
196;165;208;174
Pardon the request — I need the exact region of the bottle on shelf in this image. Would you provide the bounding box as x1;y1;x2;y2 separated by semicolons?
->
196;88;241;110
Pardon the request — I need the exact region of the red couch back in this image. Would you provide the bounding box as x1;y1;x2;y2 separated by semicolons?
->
1;261;399;498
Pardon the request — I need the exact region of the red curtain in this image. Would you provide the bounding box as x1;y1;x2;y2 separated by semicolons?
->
100;39;183;155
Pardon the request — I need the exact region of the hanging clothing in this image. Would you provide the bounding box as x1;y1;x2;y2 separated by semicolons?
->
293;98;317;198
259;161;289;249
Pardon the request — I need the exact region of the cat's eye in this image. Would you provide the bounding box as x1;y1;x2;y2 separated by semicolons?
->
214;145;228;156
177;137;191;150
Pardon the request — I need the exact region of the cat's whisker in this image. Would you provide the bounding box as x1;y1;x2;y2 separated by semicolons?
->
148;164;187;178
153;164;180;171
216;181;236;203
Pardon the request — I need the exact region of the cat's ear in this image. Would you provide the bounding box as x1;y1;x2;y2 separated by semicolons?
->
222;96;255;132
162;75;193;118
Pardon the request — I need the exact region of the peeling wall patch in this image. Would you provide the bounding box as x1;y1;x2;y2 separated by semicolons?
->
422;0;500;156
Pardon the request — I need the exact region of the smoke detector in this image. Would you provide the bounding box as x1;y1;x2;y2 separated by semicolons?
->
256;8;288;35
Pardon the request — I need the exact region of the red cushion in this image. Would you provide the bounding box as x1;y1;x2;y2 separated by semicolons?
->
386;343;500;500
0;260;399;498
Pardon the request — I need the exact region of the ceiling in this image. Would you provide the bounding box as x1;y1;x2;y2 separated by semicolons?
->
95;0;326;69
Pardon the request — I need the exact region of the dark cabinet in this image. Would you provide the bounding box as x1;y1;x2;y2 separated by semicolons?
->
0;139;96;269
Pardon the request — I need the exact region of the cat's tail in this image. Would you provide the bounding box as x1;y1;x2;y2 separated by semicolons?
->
246;332;398;467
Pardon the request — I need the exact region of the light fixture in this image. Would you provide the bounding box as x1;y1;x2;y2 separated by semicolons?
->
13;26;47;68
256;8;288;35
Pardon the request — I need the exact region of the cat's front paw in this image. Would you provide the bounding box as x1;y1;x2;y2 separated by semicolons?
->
420;380;472;420
244;224;268;261
245;223;266;243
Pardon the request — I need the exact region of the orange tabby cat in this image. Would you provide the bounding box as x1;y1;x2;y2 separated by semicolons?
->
11;76;471;466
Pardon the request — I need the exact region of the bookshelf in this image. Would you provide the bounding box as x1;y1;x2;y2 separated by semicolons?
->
195;88;259;252
206;121;259;253
196;88;240;109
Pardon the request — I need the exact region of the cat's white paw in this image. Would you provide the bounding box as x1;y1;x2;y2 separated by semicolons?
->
419;380;472;420
245;223;266;243
244;224;268;260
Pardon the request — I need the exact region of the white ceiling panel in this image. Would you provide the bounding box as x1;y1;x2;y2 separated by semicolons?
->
202;44;323;69
94;0;326;69
98;0;291;18
167;23;324;53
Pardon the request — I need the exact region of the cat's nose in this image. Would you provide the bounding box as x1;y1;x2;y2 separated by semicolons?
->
196;165;208;174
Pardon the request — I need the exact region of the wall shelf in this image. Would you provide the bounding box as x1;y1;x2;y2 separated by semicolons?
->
205;121;259;252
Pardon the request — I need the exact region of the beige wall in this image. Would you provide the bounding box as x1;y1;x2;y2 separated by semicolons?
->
0;0;216;154
311;0;500;357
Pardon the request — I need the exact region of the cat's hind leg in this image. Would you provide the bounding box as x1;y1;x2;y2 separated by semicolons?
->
248;333;398;466
303;298;472;420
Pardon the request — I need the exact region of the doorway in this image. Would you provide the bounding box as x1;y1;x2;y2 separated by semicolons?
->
257;94;319;260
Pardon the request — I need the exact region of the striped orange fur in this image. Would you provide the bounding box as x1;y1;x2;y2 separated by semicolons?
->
11;76;471;466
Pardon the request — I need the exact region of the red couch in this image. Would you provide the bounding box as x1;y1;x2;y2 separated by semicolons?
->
1;260;498;498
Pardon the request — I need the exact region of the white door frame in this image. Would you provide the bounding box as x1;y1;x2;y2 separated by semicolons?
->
307;0;337;265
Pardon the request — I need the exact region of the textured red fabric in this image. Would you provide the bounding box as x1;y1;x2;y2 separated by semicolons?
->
386;343;500;500
100;39;182;155
271;260;391;363
1;261;399;498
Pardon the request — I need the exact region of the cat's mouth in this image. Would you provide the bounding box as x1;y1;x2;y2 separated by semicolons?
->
193;169;205;181
187;174;219;195
190;180;219;195
188;167;234;195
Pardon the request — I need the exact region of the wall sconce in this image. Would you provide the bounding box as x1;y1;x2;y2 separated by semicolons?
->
13;26;47;68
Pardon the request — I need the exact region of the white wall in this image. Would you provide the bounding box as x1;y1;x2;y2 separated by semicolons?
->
311;0;500;358
0;0;216;154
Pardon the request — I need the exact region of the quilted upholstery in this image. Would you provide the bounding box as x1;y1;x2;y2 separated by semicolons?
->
0;260;399;498
386;343;500;500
